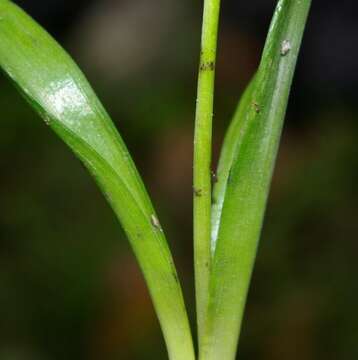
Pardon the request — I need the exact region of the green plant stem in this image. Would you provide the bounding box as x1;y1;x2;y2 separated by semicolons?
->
193;0;221;347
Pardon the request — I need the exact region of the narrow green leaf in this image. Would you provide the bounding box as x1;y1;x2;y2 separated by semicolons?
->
193;0;221;346
0;1;195;359
211;75;256;253
202;1;312;359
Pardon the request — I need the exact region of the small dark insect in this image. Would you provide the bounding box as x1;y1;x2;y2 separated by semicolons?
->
211;170;218;184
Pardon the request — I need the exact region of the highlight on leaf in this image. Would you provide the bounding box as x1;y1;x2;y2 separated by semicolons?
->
0;1;195;360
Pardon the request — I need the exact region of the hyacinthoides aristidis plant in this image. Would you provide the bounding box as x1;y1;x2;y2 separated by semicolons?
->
0;0;311;359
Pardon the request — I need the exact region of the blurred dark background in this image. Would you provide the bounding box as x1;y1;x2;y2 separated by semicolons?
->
1;0;357;359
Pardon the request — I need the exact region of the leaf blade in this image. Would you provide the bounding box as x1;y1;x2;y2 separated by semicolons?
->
0;2;195;359
211;74;256;253
202;1;312;359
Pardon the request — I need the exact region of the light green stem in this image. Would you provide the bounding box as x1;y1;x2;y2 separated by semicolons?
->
193;0;221;349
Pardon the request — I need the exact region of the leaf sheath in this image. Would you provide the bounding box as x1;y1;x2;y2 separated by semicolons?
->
211;75;256;253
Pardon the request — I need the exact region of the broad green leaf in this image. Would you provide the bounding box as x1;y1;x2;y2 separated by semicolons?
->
0;1;195;359
202;1;312;359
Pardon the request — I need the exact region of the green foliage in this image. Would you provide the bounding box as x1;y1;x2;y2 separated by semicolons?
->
0;1;194;359
202;1;312;358
0;0;311;359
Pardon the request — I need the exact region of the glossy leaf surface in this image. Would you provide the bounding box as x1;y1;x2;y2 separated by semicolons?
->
0;1;195;359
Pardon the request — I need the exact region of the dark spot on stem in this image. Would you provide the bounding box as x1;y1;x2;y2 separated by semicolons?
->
200;61;215;72
253;101;261;113
194;187;203;197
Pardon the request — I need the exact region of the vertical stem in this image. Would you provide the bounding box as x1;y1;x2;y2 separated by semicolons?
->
194;0;221;349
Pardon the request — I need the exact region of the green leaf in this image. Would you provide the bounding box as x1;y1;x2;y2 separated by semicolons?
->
0;1;195;359
211;74;256;253
202;1;312;359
